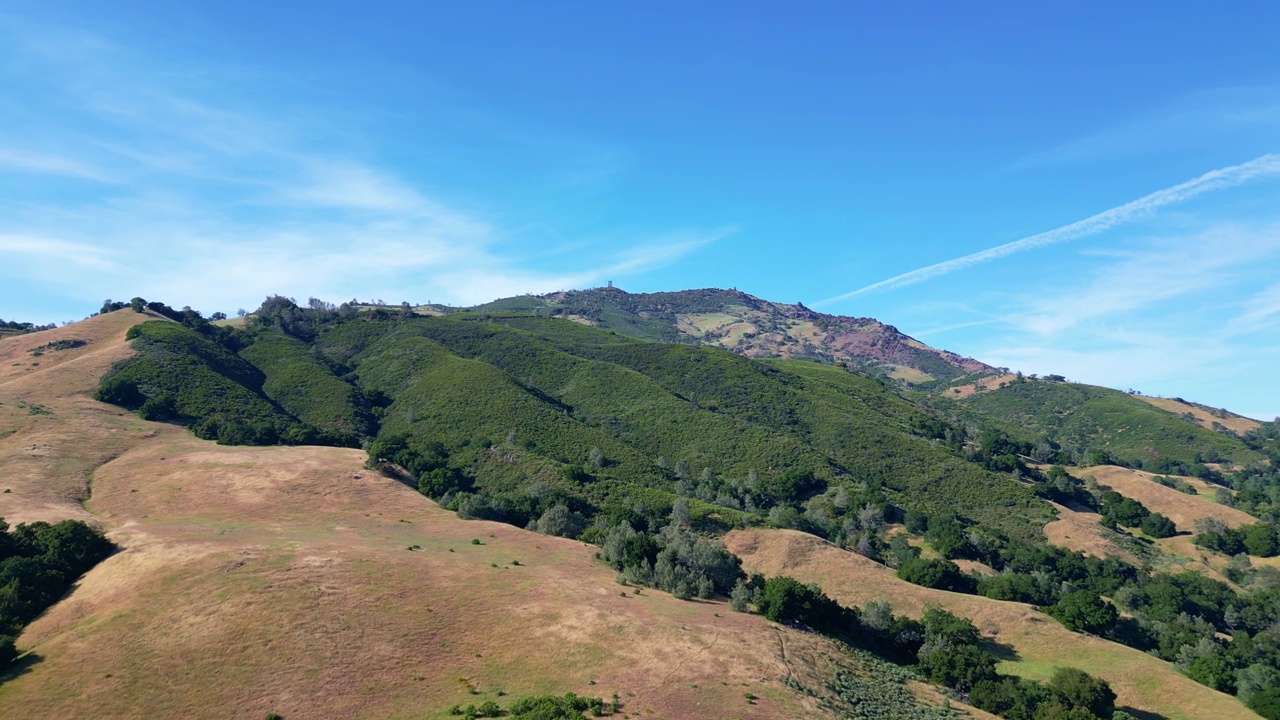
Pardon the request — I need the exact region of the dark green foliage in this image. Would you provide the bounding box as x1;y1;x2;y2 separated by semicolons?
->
29;339;87;354
95;300;1051;542
0;636;16;668
1099;491;1150;527
978;571;1058;606
917;644;996;692
896;557;975;593
0;318;56;334
756;576;854;633
970;677;1053;719
238;331;373;441
923;514;968;558
0;518;113;666
915;608;995;692
601;522;742;598
504;692;602;719
1194;522;1280;558
1048;667;1116;718
96;321;307;446
1152;474;1198;494
1139;512;1178;538
1048;591;1118;635
1249;687;1280;720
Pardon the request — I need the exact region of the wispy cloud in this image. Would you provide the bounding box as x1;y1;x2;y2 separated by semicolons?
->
1007;222;1280;335
0;233;117;269
0;18;724;318
815;153;1280;307
1004;86;1280;172
0;147;112;181
1227;282;1280;336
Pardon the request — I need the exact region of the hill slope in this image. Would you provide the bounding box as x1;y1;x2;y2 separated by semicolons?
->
726;528;1259;720
94;307;1050;540
954;379;1262;471
0;312;968;720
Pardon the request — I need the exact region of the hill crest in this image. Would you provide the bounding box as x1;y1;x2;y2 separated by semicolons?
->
474;286;992;384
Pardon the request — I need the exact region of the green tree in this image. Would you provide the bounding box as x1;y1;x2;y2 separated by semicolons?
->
1249;687;1280;720
0;635;16;668
1244;523;1280;557
896;557;973;593
1048;590;1118;635
918;644;996;692
756;576;848;633
1048;667;1116;718
1139;512;1178;539
1236;663;1280;704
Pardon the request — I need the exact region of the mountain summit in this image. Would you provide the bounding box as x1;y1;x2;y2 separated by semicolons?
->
473;287;991;384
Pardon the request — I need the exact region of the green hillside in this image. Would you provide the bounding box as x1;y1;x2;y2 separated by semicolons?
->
97;302;1048;540
959;379;1261;473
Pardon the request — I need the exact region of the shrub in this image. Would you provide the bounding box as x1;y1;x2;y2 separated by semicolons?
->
1249;687;1280;720
896;557;974;593
1048;667;1115;718
917;644;996;692
756;576;851;634
1048;590;1118;635
0;635;16;668
1139;512;1177;539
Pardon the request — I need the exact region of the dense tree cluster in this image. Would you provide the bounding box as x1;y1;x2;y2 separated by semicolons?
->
447;692;614;719
1193;520;1280;558
0;318;57;334
600;514;743;600
0;518;113;668
734;576;1118;719
1097;491;1178;538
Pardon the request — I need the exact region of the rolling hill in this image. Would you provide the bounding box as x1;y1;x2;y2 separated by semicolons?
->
4;293;1279;720
0;311;975;720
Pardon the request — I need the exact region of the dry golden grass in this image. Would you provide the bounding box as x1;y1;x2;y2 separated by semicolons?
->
949;373;1018;399
1042;501;1238;587
0;311;950;720
1075;465;1255;532
725;528;1258;720
1136;396;1262;435
887;365;935;384
1042;501;1140;563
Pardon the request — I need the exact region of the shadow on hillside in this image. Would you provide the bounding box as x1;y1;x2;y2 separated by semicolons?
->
0;651;43;686
1117;706;1167;720
978;636;1020;662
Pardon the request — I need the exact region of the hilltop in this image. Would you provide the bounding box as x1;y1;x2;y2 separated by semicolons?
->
469;287;993;384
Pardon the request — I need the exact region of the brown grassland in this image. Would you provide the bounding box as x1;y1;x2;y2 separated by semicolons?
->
1041;501;1141;565
1074;465;1256;532
0;312;905;720
725;529;1259;720
1135;396;1262;435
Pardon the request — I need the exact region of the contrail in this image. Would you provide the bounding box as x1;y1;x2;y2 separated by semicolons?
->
815;153;1280;307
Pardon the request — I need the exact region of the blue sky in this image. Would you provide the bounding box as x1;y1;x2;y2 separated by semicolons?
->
3;2;1280;420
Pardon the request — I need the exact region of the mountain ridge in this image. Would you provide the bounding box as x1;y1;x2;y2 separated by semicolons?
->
468;286;993;385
